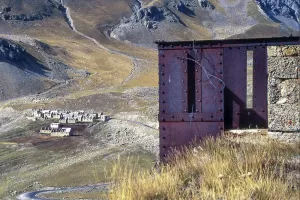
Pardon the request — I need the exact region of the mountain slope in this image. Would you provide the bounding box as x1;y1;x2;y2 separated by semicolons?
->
0;0;298;103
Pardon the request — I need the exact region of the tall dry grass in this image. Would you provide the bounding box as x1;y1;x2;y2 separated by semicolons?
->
107;136;300;200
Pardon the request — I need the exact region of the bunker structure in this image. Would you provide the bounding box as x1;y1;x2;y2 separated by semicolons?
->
156;37;300;161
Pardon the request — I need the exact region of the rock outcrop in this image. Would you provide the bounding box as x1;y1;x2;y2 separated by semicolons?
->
0;0;65;21
0;38;81;101
256;0;300;30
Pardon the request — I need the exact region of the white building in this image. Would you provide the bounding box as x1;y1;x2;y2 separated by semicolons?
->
50;123;61;129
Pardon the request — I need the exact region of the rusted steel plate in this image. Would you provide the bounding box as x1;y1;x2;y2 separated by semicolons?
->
156;37;300;50
196;48;224;116
159;122;223;160
223;47;247;129
253;46;268;128
159;50;187;114
158;112;223;122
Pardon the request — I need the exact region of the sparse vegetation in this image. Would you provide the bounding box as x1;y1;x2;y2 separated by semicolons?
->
108;136;300;200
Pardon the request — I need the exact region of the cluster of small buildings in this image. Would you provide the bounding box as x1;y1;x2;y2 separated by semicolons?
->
28;109;110;137
40;123;72;137
31;109;109;123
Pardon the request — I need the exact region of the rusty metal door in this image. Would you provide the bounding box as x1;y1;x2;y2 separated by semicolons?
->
223;46;268;129
159;48;224;160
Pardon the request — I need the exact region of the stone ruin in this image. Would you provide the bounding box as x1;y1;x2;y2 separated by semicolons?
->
31;109;109;123
267;46;300;142
40;123;72;137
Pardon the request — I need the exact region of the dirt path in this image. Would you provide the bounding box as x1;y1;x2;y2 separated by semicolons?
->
60;0;151;84
17;183;110;200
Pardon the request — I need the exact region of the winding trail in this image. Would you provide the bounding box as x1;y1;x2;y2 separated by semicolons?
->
60;0;150;84
17;183;110;200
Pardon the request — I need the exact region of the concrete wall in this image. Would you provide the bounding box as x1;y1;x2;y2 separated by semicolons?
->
50;132;69;137
268;46;299;140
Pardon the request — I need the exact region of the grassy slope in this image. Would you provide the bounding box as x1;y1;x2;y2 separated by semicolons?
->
109;136;300;200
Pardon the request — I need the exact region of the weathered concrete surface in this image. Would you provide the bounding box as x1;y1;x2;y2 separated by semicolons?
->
268;132;300;143
268;56;299;78
268;46;299;134
268;45;300;57
268;104;299;132
269;78;300;104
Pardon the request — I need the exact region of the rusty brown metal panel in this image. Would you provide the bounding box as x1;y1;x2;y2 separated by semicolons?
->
253;46;268;128
159;112;223;122
156;37;300;50
197;49;224;117
159;50;187;114
160;122;223;160
223;47;247;129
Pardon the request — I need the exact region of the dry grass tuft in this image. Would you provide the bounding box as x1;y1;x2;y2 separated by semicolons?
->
108;136;300;200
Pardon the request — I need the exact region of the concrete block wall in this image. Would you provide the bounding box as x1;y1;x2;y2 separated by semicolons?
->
268;46;300;135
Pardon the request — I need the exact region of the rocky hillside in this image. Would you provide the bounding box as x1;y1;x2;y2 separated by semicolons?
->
256;0;300;30
0;0;298;102
0;38;85;100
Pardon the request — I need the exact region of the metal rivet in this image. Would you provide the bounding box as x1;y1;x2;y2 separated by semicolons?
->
198;100;201;102
196;110;198;112
219;71;223;74
182;100;185;102
163;145;167;149
162;127;166;131
182;80;184;83
161;118;165;121
211;115;213;118
220;100;223;102
161;72;165;76
185;110;187;112
220;127;223;130
162;82;165;85
185;70;187;73
219;62;222;65
162;136;166;139
162;100;165;103
172;115;175;118
220;108;223;112
181;118;184;121
162;110;165;113
220;90;223;93
236;112;240;115
219;52;223;56
196;70;198;72
196;90;198;92
220;118;223;121
162;91;165;94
